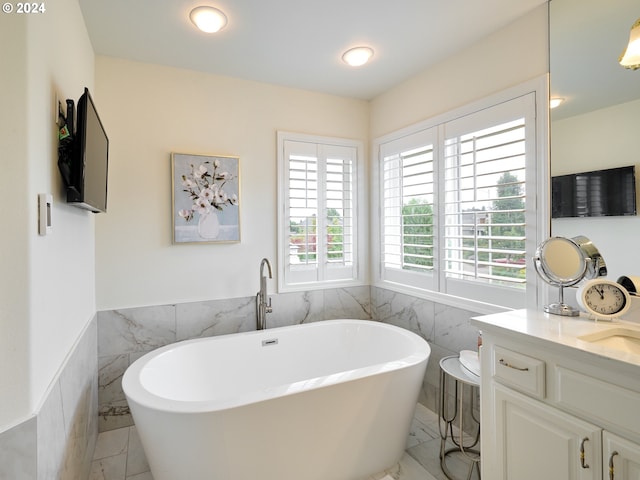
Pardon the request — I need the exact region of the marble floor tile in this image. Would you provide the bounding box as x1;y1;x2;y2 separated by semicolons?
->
126;473;153;480
89;453;127;480
89;404;469;480
92;428;129;461
125;427;149;477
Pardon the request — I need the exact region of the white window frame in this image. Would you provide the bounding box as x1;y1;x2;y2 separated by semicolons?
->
277;131;366;292
372;76;549;314
379;127;439;292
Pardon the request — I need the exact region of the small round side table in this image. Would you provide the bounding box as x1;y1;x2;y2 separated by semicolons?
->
438;355;481;480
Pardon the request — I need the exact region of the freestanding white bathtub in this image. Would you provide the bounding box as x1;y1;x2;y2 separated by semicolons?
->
122;319;430;480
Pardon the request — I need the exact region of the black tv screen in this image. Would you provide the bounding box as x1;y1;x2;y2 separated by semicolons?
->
552;166;636;218
66;88;109;213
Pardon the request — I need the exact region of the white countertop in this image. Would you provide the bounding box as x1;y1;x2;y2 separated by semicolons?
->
471;309;640;368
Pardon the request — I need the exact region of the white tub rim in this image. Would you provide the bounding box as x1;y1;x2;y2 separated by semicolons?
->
122;319;429;414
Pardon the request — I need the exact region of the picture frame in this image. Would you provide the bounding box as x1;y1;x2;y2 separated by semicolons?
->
171;152;241;244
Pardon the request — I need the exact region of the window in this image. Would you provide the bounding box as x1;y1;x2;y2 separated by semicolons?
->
277;132;363;291
444;116;526;287
380;128;438;291
375;88;544;309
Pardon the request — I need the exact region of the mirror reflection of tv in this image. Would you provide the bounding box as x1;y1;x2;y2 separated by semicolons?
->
552;166;636;218
62;87;109;213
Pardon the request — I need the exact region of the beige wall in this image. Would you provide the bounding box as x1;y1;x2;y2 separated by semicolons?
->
370;4;549;139
0;13;31;431
94;57;370;309
0;0;96;430
95;5;548;311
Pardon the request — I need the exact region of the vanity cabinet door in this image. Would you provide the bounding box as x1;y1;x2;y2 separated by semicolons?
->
604;431;640;480
493;384;601;480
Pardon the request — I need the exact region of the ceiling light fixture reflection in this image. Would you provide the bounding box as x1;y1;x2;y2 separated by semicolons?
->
189;6;228;33
342;46;374;67
550;97;565;109
619;17;640;70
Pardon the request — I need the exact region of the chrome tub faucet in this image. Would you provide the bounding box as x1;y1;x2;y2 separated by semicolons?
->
256;258;273;330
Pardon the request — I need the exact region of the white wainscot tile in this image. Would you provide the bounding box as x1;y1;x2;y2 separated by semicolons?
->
99;354;129;406
433;304;481;353
36;382;66;479
58;318;99;478
98;306;176;356
0;417;37;479
176;296;255;341
323;286;371;320
375;290;435;341
269;290;324;327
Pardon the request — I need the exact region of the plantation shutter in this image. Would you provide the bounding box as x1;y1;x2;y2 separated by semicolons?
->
375;91;537;308
379;128;437;291
441;93;535;306
281;138;358;288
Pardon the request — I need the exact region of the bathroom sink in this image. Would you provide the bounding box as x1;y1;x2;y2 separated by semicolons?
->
578;327;640;355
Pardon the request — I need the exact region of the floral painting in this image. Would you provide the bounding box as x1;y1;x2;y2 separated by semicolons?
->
171;153;240;244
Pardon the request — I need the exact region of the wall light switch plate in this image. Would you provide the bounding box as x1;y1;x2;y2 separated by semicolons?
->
38;194;52;235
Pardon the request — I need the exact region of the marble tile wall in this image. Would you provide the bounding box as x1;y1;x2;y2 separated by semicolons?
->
0;418;36;479
371;287;482;427
0;316;98;480
98;285;481;435
97;286;371;432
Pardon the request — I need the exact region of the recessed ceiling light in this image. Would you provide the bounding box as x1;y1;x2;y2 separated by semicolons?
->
342;46;374;67
189;6;227;33
550;97;565;109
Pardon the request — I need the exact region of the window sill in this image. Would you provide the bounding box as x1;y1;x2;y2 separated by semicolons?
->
373;279;514;316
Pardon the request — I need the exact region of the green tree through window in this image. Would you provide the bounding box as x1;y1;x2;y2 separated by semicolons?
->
402;199;434;271
490;172;525;279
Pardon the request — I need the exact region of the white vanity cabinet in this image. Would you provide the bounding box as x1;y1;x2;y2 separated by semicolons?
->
493;384;601;479
472;310;640;480
604;432;640;479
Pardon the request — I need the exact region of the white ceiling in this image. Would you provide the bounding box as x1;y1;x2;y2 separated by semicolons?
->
78;0;547;100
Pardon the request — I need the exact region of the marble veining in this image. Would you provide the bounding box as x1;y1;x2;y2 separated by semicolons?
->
372;288;436;341
269;289;325;326
175;296;255;340
98;306;176;357
97;286;374;432
434;303;481;353
97;285;483;437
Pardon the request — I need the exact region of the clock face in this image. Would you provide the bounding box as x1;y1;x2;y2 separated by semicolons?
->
578;280;630;318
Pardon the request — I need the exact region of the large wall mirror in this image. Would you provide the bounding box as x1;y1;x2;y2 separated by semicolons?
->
550;0;640;282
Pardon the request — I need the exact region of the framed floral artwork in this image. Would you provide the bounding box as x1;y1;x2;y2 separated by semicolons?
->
171;153;240;244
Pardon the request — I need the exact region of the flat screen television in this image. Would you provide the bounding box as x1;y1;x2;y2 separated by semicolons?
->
551;166;636;218
58;87;109;213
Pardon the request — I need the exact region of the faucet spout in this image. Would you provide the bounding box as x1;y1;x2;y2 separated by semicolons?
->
256;258;273;330
260;258;273;280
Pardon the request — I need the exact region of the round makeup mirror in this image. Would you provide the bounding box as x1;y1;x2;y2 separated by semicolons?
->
533;235;607;316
